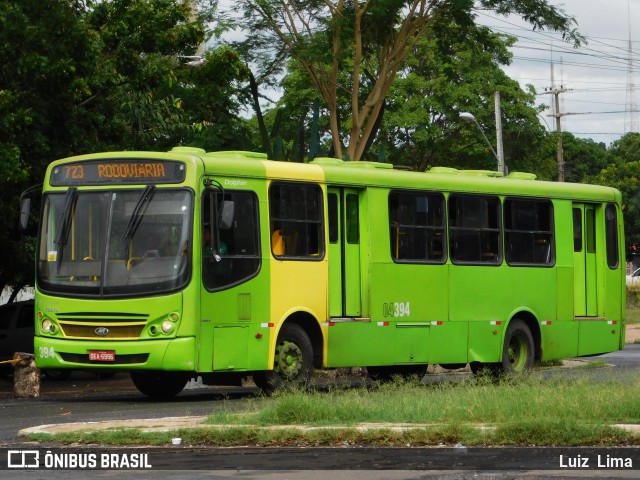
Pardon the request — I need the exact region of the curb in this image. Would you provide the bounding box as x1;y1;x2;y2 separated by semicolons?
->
19;417;640;438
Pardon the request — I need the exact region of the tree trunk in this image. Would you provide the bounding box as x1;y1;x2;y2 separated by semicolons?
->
248;69;272;159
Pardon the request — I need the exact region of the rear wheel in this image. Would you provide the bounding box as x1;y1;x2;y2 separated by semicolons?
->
471;320;535;377
502;319;534;373
130;371;188;399
253;323;313;394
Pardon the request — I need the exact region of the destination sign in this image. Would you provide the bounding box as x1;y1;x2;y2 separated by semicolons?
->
49;159;186;186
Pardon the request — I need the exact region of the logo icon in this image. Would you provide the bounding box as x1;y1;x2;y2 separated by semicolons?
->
8;450;40;468
95;327;109;337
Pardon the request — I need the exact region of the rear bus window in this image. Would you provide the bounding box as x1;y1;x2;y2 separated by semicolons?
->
448;194;501;264
605;203;619;269
388;191;446;263
504;198;554;266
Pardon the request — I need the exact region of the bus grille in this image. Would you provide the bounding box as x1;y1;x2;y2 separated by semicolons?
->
55;312;149;340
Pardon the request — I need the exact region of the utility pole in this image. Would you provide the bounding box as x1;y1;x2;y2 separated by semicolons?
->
626;0;639;133
494;92;505;175
541;85;571;182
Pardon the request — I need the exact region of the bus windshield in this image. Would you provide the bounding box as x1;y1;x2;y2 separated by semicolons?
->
38;189;192;297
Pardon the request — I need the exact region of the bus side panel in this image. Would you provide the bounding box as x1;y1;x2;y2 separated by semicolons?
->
367;262;448;364
540;323;579;361
452;266;506;363
457;266;557;363
468;322;502;363
213;325;249;370
428;322;468;364
326;322;396;367
200;283;272;372
540;266;579;360
577;321;620;356
269;259;327;366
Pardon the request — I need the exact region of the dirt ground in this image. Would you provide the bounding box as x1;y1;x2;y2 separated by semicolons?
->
626;324;640;343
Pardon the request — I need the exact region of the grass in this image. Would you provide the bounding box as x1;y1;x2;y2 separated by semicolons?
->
206;373;640;427
627;305;640;325
28;372;640;447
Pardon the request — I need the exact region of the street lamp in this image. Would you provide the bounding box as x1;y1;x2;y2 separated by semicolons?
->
460;111;505;175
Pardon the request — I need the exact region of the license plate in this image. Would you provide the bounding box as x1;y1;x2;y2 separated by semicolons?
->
89;350;115;362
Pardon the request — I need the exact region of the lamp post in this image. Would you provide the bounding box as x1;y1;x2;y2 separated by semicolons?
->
460;111;505;175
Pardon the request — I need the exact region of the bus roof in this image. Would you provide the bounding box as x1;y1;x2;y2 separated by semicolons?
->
194;150;620;204
48;148;621;204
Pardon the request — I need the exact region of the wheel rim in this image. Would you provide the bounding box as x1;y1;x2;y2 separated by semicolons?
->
508;333;529;372
274;339;303;379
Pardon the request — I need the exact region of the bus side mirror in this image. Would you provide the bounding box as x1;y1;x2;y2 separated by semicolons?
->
220;201;235;230
19;198;31;232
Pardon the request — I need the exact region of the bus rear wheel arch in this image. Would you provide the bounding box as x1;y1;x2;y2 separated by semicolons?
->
253;323;314;394
471;318;536;376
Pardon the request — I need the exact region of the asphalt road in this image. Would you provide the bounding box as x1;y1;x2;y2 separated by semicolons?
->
1;345;639;478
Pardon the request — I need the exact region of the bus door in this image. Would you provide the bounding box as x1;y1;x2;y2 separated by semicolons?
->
573;203;598;317
327;187;362;318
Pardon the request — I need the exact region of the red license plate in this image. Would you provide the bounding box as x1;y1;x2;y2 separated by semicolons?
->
89;350;115;362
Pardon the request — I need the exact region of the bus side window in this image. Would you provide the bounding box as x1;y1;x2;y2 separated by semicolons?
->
202;190;260;291
605;204;619;269
269;182;324;259
448;194;501;265
388;190;445;263
504;198;554;266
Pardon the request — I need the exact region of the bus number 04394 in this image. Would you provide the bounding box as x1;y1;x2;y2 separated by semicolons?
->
383;302;411;318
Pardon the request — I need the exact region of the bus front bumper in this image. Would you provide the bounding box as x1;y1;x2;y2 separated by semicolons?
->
33;336;196;371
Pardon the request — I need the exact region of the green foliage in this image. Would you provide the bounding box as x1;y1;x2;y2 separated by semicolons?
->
27;374;640;447
0;0;249;292
591;158;640;249
0;0;95;290
590;133;640;251
234;0;582;160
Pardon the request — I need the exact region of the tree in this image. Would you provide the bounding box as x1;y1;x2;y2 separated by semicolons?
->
0;0;249;295
591;161;640;252
234;0;582;161
377;25;547;173
605;132;640;166
253;21;549;172
0;0;96;294
591;133;640;251
554;134;607;183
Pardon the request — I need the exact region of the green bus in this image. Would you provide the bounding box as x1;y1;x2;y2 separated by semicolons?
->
24;148;626;397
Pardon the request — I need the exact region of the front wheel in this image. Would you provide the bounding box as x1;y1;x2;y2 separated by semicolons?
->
253;323;313;394
130;371;188;399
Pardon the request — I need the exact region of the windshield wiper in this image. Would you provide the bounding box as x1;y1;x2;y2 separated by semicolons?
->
55;187;77;266
122;185;156;240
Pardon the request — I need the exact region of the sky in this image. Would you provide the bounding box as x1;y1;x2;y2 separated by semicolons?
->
478;0;640;147
217;0;640;147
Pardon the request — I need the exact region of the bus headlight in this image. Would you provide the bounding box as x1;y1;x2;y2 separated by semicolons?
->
161;320;173;334
42;319;56;334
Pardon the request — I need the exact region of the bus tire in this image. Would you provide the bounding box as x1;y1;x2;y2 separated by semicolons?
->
501;319;535;373
130;371;188;399
253;323;313;394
